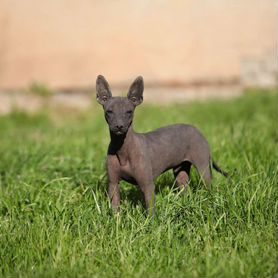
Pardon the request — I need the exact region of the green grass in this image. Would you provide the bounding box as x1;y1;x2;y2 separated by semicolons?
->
0;90;277;277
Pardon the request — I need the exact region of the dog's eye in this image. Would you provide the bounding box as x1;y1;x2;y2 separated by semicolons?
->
106;110;113;114
126;110;132;114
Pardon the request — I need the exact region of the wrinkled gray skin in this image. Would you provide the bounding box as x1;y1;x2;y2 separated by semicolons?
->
96;75;227;215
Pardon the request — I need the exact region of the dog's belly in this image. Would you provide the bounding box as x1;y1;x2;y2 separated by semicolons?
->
151;153;189;179
121;175;138;185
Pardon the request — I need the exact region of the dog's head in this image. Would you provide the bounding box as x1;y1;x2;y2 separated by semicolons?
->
96;75;144;136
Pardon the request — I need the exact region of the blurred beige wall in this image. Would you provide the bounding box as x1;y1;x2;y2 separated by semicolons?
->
0;0;276;89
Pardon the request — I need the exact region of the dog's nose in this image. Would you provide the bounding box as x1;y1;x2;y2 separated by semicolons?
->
116;124;123;130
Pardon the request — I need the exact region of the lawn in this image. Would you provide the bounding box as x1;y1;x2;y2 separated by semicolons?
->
0;90;277;277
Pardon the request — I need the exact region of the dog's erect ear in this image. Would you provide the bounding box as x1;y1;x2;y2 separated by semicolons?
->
127;76;144;106
96;75;112;105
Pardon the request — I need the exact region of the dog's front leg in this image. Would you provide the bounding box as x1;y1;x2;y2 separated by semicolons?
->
108;181;120;212
140;183;156;216
107;155;121;212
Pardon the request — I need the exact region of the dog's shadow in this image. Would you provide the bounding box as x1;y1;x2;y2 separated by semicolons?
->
121;182;145;208
121;169;203;208
120;172;175;208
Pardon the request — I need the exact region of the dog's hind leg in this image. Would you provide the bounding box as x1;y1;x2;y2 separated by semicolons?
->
173;161;191;192
193;158;212;189
195;161;212;189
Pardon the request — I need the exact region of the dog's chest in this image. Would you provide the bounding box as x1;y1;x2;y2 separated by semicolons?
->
119;161;138;185
119;162;132;178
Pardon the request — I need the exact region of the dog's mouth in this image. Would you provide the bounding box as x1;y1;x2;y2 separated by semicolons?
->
115;130;124;135
111;128;126;136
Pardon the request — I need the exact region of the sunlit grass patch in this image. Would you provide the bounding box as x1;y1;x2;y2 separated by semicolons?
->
0;90;277;277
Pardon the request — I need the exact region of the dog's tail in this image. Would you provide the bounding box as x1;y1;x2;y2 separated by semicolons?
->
212;160;229;177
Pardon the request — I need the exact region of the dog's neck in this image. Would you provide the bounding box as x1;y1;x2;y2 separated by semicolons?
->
109;125;135;165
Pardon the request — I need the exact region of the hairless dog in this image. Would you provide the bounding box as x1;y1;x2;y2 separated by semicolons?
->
96;75;228;215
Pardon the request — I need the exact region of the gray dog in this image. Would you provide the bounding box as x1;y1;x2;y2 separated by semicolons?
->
96;75;228;215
